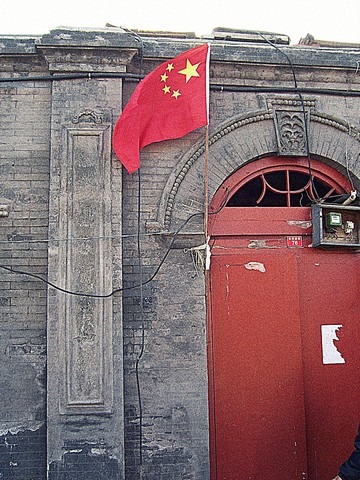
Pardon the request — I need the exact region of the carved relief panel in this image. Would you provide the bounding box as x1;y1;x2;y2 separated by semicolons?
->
267;97;316;156
46;108;116;414
61;122;113;413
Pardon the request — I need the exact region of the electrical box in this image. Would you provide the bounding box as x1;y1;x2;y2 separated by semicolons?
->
312;204;360;248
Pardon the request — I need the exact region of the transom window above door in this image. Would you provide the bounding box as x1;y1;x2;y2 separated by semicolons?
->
225;160;349;208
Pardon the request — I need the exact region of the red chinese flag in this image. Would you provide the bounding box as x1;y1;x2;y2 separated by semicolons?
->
112;44;209;174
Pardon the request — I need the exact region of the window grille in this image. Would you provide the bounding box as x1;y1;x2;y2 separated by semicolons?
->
227;166;346;207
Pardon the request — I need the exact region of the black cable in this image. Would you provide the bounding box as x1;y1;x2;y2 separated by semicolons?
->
0;264;116;298
0;212;203;297
0;72;144;83
257;32;321;200
208;187;230;213
135;169;145;471
120;27;144;76
0;184;225;300
3;71;360;98
119;30;146;474
209;84;360;97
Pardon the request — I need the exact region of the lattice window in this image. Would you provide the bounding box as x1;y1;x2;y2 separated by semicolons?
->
227;166;346;207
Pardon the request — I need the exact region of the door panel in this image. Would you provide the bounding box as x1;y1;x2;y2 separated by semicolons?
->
209;250;308;480
209;245;359;480
298;250;360;480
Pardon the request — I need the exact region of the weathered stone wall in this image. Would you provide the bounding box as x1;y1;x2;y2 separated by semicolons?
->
0;49;50;480
0;28;360;480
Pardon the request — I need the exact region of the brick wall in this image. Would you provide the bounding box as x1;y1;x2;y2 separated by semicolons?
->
1;28;360;480
0;55;50;479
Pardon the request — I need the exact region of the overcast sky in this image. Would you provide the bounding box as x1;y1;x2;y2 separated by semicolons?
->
2;0;360;45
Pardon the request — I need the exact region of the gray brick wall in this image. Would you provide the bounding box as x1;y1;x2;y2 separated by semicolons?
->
0;61;50;479
1;28;360;480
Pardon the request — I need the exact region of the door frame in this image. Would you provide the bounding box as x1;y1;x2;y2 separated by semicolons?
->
207;156;355;480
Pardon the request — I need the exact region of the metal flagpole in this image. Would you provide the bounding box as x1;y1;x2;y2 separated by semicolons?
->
204;125;209;239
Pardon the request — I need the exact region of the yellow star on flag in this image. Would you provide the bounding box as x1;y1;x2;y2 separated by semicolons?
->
178;59;201;83
112;43;209;174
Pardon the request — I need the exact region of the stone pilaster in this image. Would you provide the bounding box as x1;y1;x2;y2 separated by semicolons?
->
38;28;138;479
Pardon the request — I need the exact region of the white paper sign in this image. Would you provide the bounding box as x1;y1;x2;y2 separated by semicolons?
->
321;325;345;364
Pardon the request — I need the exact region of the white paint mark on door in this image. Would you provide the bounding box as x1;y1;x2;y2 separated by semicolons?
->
244;261;266;273
321;325;345;364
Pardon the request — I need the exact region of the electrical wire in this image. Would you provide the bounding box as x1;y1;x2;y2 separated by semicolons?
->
257;32;321;201
344;121;356;191
3;72;360;98
0;230;191;245
0;212;203;298
208;187;230;214
115;34;147;473
134;168;145;472
120;27;144;75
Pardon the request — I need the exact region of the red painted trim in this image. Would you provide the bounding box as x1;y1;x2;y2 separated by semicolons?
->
209;206;311;236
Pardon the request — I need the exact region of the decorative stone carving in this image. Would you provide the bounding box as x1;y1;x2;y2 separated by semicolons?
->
274;110;307;155
65;125;112;413
45;49;125;476
72;109;103;124
158;104;360;233
49;123;114;414
267;96;316;156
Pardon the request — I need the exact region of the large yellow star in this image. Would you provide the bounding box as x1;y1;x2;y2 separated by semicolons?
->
178;59;201;83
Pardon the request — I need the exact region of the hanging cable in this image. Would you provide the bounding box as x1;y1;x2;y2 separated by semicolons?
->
345;121;356;191
0;230;190;245
0;212;203;298
0;184;228;296
257;32;321;200
118;32;147;475
134;169;145;474
120;26;144;75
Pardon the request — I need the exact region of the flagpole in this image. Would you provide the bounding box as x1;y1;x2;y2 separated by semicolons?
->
204;125;209;239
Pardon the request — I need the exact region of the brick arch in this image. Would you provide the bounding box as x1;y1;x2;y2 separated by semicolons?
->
157;110;360;232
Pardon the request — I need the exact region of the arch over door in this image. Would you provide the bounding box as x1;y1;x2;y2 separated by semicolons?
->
207;157;359;480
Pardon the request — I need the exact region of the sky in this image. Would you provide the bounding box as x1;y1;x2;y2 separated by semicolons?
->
1;0;360;45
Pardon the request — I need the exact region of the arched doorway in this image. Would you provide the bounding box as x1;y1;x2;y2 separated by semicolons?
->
207;157;359;480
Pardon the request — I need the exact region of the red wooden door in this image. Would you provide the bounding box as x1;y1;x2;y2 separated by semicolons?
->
208;221;359;480
298;250;360;480
209;246;308;480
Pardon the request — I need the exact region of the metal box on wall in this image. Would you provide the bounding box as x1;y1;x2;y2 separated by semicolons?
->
311;203;360;248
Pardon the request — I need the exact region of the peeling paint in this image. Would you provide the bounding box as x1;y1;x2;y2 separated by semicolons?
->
0;421;44;437
225;269;231;318
321;325;345;364
287;220;312;229
244;262;266;273
248;240;268;249
90;447;107;455
48;441;121;480
0;424;46;479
